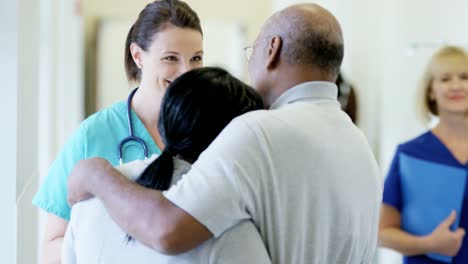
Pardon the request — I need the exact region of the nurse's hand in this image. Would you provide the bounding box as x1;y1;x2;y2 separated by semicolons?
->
67;157;113;206
426;210;465;256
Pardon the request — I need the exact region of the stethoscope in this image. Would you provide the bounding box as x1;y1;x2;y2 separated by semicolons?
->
117;87;149;165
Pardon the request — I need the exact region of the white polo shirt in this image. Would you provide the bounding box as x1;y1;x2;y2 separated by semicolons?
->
164;81;382;264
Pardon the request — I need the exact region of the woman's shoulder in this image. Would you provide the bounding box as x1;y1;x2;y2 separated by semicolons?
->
397;131;444;161
398;131;433;151
80;101;127;131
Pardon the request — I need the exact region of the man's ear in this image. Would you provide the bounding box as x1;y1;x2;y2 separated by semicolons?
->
130;43;144;69
266;36;282;70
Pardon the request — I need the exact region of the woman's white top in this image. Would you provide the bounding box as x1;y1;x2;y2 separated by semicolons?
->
62;155;271;264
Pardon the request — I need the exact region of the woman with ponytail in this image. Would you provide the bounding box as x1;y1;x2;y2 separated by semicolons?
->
33;1;205;262
62;67;271;264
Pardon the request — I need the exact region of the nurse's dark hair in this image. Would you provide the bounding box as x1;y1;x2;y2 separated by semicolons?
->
126;67;264;242
124;0;202;83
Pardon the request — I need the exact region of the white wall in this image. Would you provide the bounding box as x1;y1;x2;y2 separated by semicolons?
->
36;0;84;261
0;1;19;262
16;0;41;261
0;0;40;262
0;0;83;263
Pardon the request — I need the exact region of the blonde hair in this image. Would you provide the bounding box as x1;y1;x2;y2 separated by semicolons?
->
418;45;468;122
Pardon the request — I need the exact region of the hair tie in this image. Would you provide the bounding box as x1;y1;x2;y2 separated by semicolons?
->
163;146;175;156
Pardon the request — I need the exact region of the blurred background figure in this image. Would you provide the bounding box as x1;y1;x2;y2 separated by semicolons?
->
336;73;358;123
379;46;468;264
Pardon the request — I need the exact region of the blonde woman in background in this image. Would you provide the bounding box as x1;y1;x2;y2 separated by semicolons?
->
379;46;468;264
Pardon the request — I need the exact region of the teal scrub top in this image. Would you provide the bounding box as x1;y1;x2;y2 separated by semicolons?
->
32;101;162;220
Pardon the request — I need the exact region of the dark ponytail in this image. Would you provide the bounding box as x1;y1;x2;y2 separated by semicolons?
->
135;149;174;191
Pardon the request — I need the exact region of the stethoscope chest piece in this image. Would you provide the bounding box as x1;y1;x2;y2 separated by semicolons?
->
117;87;149;165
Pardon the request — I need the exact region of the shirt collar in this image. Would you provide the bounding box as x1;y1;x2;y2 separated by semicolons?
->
269;81;338;110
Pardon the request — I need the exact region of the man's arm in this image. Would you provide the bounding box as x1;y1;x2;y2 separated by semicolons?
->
67;158;212;255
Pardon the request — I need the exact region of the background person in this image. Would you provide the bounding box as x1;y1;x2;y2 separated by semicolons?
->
379;45;468;263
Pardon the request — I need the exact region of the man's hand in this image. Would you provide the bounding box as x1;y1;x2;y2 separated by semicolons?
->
426;211;465;256
67;157;112;206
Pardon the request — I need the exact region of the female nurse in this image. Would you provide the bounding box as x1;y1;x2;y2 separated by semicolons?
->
32;0;204;262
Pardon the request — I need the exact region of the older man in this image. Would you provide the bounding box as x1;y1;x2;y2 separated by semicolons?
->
68;3;382;263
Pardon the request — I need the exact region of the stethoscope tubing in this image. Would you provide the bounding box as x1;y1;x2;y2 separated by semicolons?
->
117;87;149;165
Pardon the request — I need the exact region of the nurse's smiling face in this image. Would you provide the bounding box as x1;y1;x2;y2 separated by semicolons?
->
130;25;204;93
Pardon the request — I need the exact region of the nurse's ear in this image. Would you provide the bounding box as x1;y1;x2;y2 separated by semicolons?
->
130;43;144;69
